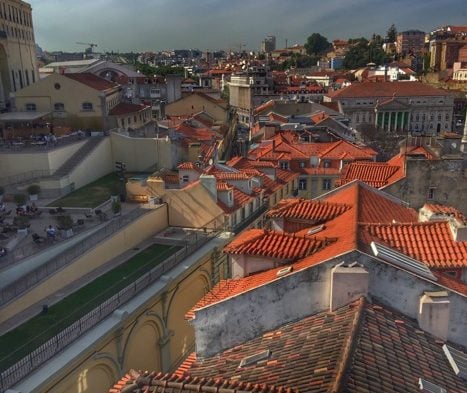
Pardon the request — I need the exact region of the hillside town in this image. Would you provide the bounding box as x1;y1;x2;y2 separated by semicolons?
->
0;1;466;393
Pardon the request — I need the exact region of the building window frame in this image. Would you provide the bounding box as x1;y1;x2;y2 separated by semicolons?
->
82;102;93;112
322;178;332;191
25;102;36;112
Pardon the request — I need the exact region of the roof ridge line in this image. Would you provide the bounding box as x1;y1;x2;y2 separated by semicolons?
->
331;297;366;392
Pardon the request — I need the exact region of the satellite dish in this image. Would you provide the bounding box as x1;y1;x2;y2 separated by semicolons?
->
208;158;213;165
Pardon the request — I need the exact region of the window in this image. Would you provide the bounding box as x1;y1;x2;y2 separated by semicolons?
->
445;113;449;121
438;114;442;121
322;178;331;190
323;160;331;168
428;187;435;200
25;103;36;111
82;102;93;111
299;178;307;190
54;102;64;111
182;175;189;183
279;161;289;170
299;161;305;168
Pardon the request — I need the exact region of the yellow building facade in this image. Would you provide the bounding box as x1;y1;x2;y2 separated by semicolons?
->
0;0;38;109
12;72;121;130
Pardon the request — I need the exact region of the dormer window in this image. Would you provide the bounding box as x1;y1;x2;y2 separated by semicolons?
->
279;161;289;170
182;175;189;183
299;161;305;168
323;160;331;168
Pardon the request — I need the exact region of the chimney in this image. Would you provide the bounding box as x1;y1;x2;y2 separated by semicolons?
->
448;219;467;241
417;291;450;341
199;174;217;201
330;262;368;311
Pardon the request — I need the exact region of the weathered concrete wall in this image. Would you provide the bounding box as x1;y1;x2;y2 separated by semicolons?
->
384;158;467;215
193;250;467;358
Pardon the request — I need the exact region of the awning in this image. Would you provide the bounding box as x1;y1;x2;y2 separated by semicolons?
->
0;112;51;122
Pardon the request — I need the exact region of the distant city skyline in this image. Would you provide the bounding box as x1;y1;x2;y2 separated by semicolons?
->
29;0;467;53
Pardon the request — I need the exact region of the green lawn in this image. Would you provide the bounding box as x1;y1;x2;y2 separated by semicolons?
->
0;243;179;372
49;172;121;208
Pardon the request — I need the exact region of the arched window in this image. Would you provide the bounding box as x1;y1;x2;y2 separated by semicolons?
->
82;102;93;111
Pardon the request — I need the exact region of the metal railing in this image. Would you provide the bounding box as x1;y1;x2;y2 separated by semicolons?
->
0;169;53;187
0;221;89;271
0;207;147;307
0;229;217;392
231;202;269;234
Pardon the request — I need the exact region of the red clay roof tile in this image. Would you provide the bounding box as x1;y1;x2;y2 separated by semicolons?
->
224;229;334;260
65;73;119;91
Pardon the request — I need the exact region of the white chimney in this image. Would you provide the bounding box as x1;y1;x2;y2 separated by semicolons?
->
330;262;368;312
418;291;450;341
199;174;217;201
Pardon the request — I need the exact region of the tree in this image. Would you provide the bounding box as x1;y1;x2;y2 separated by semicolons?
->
304;33;330;56
387;24;397;43
343;37;388;69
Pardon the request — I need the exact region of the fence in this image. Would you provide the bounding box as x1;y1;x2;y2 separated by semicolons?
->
0;229;217;392
0;169;53;187
0;207;147;307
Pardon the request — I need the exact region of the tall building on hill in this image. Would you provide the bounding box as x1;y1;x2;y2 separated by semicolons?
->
0;0;38;109
261;35;276;53
396;30;425;56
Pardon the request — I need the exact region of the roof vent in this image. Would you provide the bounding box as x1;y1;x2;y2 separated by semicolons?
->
276;266;293;277
418;378;447;393
239;349;271;368
371;242;436;281
307;224;325;235
442;344;467;380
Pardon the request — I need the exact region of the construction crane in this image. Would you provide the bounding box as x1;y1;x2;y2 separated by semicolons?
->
76;42;98;54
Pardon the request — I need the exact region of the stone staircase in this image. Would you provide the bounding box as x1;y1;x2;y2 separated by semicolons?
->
51;137;104;179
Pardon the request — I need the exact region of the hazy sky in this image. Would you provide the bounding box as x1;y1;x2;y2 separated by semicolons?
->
29;0;467;52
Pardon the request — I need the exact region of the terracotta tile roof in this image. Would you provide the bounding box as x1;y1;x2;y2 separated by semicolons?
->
338;161;404;188
161;174;179;185
177;162;204;172
433;271;467;296
346;302;467;393
108;102;148;116
184;299;365;392
217;181;233;191
317;140;377;160
218;188;255;214
109;370;296;393
423;203;466;223
254;100;275;114
215;172;253;181
65;73;119;91
267;198;350;222
323;181;418;224
274;168;299;184
224;229;334;260
187;182;419;316
360;221;467;269
175;122;222;142
181;299;467;393
327;81;452;99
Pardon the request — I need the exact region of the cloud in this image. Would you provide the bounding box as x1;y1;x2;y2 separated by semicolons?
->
29;0;467;52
